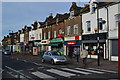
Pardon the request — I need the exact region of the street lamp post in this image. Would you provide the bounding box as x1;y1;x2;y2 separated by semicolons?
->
93;2;100;66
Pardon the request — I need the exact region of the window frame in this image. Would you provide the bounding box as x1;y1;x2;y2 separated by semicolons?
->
74;24;78;34
86;21;91;32
54;30;56;38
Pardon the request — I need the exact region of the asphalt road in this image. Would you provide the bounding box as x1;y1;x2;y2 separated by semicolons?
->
2;54;120;80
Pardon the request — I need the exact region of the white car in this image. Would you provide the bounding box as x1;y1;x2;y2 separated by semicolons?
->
42;51;67;64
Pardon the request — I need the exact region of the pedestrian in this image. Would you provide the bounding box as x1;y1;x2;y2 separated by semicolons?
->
80;48;88;65
76;48;80;62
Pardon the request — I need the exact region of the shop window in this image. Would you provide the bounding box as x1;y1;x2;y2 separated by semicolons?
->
67;26;71;35
74;24;78;34
86;21;91;31
54;31;56;38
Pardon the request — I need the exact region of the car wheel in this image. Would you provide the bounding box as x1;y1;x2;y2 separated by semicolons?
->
51;59;55;65
42;58;45;63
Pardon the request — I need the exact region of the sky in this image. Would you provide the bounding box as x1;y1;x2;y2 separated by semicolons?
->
2;2;89;41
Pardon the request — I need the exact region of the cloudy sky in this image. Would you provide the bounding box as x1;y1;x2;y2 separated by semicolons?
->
1;2;89;41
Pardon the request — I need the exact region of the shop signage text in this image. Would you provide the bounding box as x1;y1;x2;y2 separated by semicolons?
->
67;41;77;45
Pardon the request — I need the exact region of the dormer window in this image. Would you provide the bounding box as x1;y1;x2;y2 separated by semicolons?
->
90;3;96;14
56;18;59;25
37;22;41;28
70;11;74;18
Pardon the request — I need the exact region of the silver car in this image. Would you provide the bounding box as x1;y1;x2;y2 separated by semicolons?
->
42;51;67;64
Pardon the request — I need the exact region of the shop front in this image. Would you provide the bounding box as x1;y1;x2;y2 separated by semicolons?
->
23;42;29;54
64;40;82;57
82;33;107;59
16;43;20;53
47;39;64;55
20;42;24;53
34;41;41;55
41;40;50;51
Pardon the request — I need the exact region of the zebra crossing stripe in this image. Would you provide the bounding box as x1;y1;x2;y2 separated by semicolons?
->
61;68;91;75
88;68;117;73
47;69;76;77
31;71;56;79
75;68;104;74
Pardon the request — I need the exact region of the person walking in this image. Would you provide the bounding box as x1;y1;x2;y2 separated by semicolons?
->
76;48;80;62
80;48;88;65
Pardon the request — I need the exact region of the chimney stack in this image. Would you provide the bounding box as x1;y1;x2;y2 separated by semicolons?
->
72;2;77;6
84;4;89;7
50;13;52;16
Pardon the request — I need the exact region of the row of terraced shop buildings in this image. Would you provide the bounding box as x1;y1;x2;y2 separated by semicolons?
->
2;1;120;61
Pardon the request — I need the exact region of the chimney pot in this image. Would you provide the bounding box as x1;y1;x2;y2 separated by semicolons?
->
50;13;52;16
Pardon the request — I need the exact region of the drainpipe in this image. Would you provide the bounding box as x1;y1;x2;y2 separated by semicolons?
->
105;6;109;60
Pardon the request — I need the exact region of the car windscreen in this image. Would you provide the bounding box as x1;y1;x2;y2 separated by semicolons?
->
51;51;61;56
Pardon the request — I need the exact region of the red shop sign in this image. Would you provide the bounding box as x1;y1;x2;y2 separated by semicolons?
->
58;34;63;37
67;41;77;45
75;35;80;40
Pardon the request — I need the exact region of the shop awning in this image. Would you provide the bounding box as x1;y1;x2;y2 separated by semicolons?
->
47;42;62;46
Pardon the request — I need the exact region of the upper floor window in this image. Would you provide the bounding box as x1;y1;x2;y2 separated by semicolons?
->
36;34;38;40
54;31;56;38
115;14;120;27
39;33;42;40
86;21;91;31
44;33;46;39
74;24;78;34
70;11;74;18
59;29;62;34
48;31;50;39
67;26;71;35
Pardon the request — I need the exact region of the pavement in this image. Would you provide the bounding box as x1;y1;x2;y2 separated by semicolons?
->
10;52;118;72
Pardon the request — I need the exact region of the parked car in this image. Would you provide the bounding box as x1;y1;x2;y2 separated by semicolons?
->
42;51;67;64
2;50;11;55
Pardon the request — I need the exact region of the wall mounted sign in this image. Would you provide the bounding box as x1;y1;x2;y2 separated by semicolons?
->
58;34;63;37
51;39;63;43
67;41;77;45
75;35;80;40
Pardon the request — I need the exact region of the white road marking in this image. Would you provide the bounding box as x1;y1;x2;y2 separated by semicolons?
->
47;69;76;77
88;68;117;73
75;68;104;74
33;62;42;66
32;71;55;79
61;68;91;75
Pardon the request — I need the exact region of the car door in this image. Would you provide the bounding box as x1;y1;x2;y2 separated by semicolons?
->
43;52;49;61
